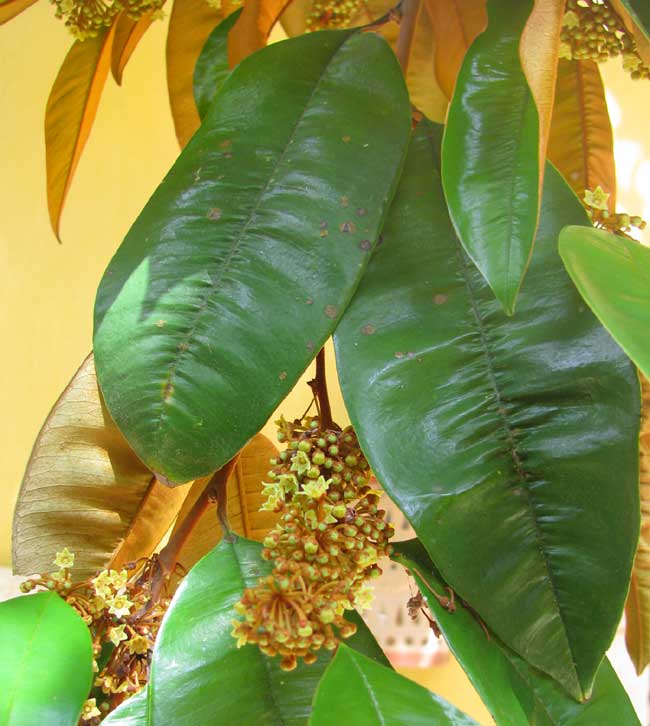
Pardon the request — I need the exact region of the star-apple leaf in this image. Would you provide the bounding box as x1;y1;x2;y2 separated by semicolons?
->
193;8;242;120
311;644;478;725
104;537;387;725
394;540;640;725
335;120;640;700
442;0;546;314
0;592;93;725
548;60;616;211
12;354;189;580
111;11;157;85
45;28;114;240
94;29;410;484
559;226;650;379
626;375;650;674
0;0;36;24
228;0;292;67
166;0;223;148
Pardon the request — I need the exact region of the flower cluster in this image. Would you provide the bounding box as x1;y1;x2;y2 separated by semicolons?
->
231;416;394;671
559;0;650;80
50;0;165;41
583;186;647;238
20;550;173;723
306;0;364;31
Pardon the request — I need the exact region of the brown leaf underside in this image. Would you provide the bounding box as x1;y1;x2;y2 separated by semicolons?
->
45;26;115;240
111;11;156;85
625;375;650;674
0;0;37;24
228;0;292;67
547;59;617;211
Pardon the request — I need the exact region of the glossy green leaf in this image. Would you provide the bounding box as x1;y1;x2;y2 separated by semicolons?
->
559;226;650;380
619;0;650;38
311;644;477;725
193;8;242;120
0;592;93;725
442;0;539;315
94;30;410;484
334;121;640;699
108;536;386;724
394;540;640;726
103;687;148;725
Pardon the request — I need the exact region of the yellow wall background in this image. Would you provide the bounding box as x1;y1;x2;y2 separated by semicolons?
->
2;7;649;723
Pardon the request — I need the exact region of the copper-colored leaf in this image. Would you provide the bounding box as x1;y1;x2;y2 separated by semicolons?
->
111;11;156;85
166;0;223;148
170;434;279;573
279;0;310;35
0;0;37;24
12;355;189;581
424;0;487;100
349;0;447;122
520;0;564;184
45;28;114;241
611;0;650;70
625;374;650;674
547;60;616;211
228;0;292;67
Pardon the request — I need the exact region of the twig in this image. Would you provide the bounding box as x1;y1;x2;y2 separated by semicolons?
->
395;0;421;75
363;0;404;31
309;348;335;430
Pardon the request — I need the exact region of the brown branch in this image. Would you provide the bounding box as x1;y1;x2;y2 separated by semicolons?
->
310;348;335;431
363;0;404;31
395;0;421;75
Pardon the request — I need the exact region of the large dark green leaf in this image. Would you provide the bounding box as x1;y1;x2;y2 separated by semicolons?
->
442;0;539;315
619;0;650;37
0;592;93;724
394;540;640;726
107;536;386;724
193;8;242;120
559;226;650;379
311;643;477;725
334;120;640;700
94;30;410;484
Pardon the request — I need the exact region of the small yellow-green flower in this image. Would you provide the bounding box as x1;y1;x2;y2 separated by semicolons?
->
107;594;133;619
357;545;378;569
353;583;375;611
584;186;610;211
302;476;331;499
109;624;128;646
80;698;101;720
277;473;298;495
290;450;311;476
106;569;128;590
53;547;74;569
127;634;150;655
562;10;579;29
92;570;112;599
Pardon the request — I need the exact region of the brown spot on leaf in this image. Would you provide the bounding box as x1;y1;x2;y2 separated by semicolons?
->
320;230;329;238
156;319;166;328
359;239;372;251
163;380;174;401
377;234;384;246
223;152;233;159
219;139;232;148
306;341;314;351
361;324;375;335
434;294;448;305
340;221;356;233
207;208;222;220
279;371;287;381
342;135;351;143
325;305;338;319
320;220;328;229
340;196;349;208
356;207;367;216
306;297;313;305
394;351;405;359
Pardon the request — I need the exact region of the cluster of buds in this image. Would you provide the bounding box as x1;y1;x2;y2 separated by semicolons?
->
231;415;394;671
306;0;364;31
50;0;165;41
583;186;647;238
559;0;650;80
20;549;174;723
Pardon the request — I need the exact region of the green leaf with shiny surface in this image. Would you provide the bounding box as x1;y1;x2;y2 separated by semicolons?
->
334;121;640;699
94;30;410;484
559;225;650;379
139;536;386;724
193;8;242;120
103;688;148;726
442;0;538;315
619;0;650;37
0;592;93;725
310;643;477;726
394;540;640;726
